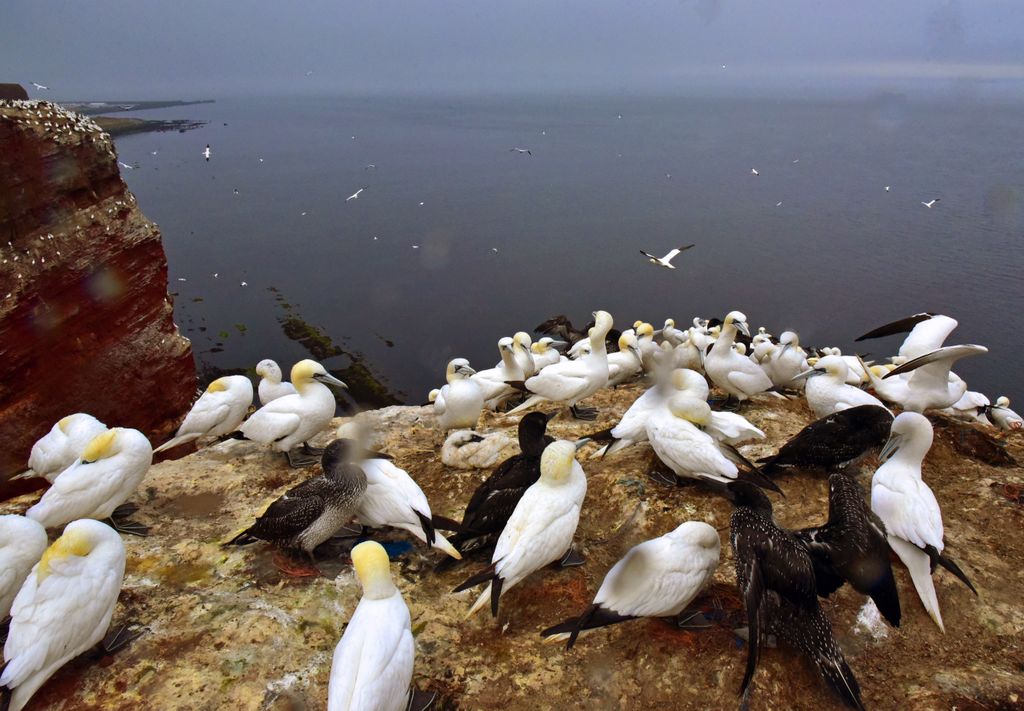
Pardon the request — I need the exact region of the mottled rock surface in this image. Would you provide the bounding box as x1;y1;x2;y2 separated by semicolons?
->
2;386;1022;710
0;100;196;479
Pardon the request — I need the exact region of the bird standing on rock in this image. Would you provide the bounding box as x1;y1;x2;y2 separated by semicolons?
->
256;359;296;405
155;375;253;453
434;358;484;431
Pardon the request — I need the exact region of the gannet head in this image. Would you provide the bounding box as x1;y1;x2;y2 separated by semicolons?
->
36;519;121;584
779;331;798;355
540;440;580;484
724;311;750;337
996;396;1011;408
291;359;347;394
513;332;533;351
351;540;397;600
81;429;120;463
664;318;675;329
733;342;747;356
636;322;655;340
446;358;475;382
667;394;712;427
256;359;282;383
427;389;440;403
880;411;933;464
498;336;514;354
797;354;845;381
633;320;644;330
205;377;230;394
590;310;613;341
618;332;642;360
58;415;75;434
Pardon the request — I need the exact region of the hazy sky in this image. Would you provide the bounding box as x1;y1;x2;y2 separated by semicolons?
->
3;1;1023;98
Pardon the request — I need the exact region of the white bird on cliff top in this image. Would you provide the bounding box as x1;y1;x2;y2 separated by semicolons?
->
639;244;694;269
799;355;887;418
239;359;346;468
354;456;462;559
26;428;152;532
155;375;253;453
434;358;484;431
862;345;987;413
327;541;414;711
455;440;588;617
0;515;48;619
989;396;1023;431
704;311;774;403
0;520;126;711
541;521;720;647
16;413;108;482
470;337;524;411
256;359;297;406
871;413;977;632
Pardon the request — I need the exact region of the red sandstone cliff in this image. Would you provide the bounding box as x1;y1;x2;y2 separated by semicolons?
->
0;100;196;479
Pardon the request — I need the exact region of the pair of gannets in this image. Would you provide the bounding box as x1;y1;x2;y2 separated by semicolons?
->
26;427;153;532
434;358;484;430
16;413;108;481
509;310;613;420
870;412;977;632
455;439;588;616
1;520;126;711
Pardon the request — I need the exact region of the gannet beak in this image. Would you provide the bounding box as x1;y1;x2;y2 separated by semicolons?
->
455;364;477;376
793;368;821;380
574;438;592;451
879;433;901;462
630;345;642;360
314;372;348;389
735;321;751;338
550;340;569;352
780;343;791;356
544;411;559;423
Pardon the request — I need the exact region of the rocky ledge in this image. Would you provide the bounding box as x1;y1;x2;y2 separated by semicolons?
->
0;100;196;480
1;386;1022;710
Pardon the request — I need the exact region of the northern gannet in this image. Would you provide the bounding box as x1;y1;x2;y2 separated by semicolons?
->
225;439;367;561
727;481;864;709
758;405;893;476
345;187;366;202
659;318;686;346
470;337;523;411
988;396;1022;430
871;412;977;632
508;332;537;377
509;310;613;420
921;198;940;208
865;344;987;413
0;516;48;619
202;144;211;161
944;390;991;425
239;359;346;467
155;375;253;453
354;456;462;559
795;470;902;627
435;358;484;430
441;430;515;470
442;412;554;563
639;244;694;269
509;147;532;155
798;355;886;418
541;521;719;647
762;331;809;390
530;337;565;370
256;359;297;405
17;413;107;482
855;312;958;360
645;396;778;491
454;440;588;617
26;428;153;533
634;322;659;371
704;311;773;403
751;168;759;176
327;541;414;711
1;520;126;711
606;332;643;386
30;83;49;90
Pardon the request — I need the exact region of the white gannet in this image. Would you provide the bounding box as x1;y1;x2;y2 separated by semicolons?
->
17;413;108;482
26;428;153;532
606;332;643;387
530;337;565;370
345;187;366;202
435;358;484;430
0;519;126;711
751;168;759;176
509;147;532;155
31;83;49;90
455;440;588;617
202;144;211;161
0;516;48;619
639;244;694;269
988;396;1022;431
441;430;516;470
471;337;524;411
863;344;987;413
509;310;613;420
944;390;991;425
327;541;414;711
871;413;977;632
921;198;940;208
704;311;773;403
855;312;959;360
256;359;297;405
659;318;686;347
799;355;887;418
762;331;809;391
508;332;537;377
635;322;659;372
541;521;720;646
239;359;346;467
354;456;462;559
155;375;253;453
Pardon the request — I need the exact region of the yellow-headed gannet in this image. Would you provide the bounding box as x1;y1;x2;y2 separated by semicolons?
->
239;359;346;467
441;430;516;470
471;337;524;411
871;413;976;632
435;358;484;431
0;516;48;619
454;439;588;616
606;332;643;386
256;359;297;405
17;413;108;482
762;330;809;391
862;345;986;413
530;337;565;370
155;375;253;453
989;396;1023;431
327;541;414;711
1;520;126;711
798;355;887;418
705;311;773;403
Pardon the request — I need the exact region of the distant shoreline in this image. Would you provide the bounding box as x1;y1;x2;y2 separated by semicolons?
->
63;99;215;115
94;116;206;137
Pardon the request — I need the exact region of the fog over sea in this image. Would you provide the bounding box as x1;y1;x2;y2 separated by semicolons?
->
114;94;1024;404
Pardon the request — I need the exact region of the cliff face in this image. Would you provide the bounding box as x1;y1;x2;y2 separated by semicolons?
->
0;388;1021;710
0;100;196;479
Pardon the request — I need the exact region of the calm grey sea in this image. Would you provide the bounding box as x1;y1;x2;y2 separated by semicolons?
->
113;94;1024;405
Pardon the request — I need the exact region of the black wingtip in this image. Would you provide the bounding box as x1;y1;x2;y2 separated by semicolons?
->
490;575;504;617
431;515;462;532
452;563;497;593
854;313;932;342
414;509;436;546
937;552;978;595
504;380;529;393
